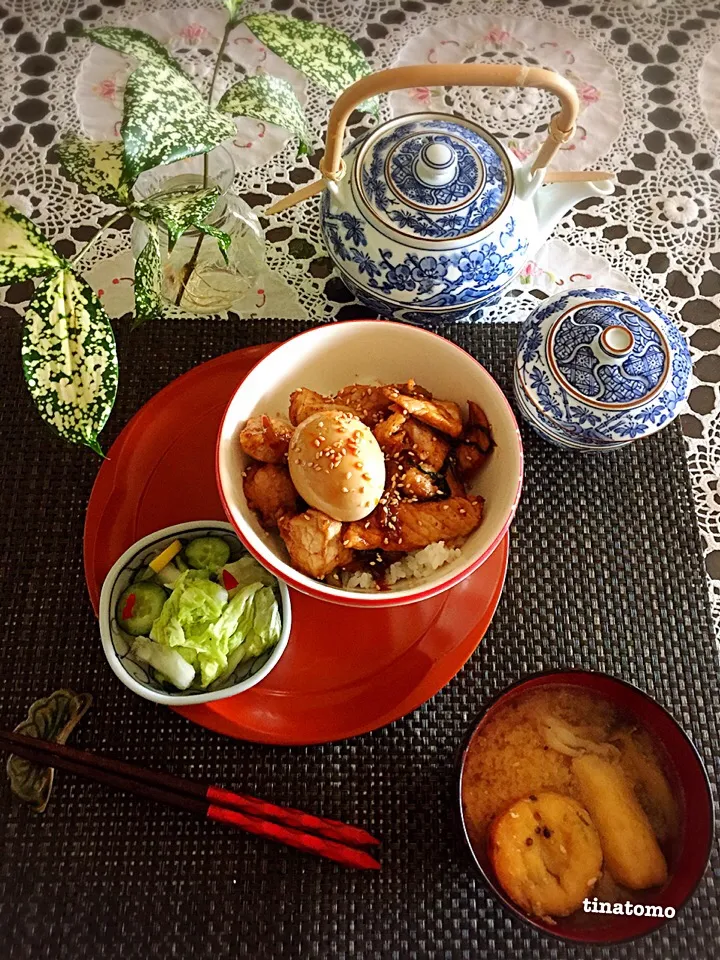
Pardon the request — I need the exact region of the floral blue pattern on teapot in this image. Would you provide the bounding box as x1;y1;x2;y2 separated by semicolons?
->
318;113;614;325
514;287;692;451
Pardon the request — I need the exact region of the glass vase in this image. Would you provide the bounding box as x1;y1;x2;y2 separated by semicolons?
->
131;146;265;315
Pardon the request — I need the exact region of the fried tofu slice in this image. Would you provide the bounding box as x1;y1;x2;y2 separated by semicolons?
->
343;496;483;552
288;388;354;426
573;754;668;890
384;386;463;438
239;415;293;463
278;509;354;579
373;413;450;472
489;793;603;919
455;400;495;484
243;463;298;530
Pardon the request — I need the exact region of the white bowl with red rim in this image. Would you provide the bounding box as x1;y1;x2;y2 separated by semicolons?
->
216;321;523;607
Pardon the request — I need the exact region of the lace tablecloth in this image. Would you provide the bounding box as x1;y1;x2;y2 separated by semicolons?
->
1;0;720;637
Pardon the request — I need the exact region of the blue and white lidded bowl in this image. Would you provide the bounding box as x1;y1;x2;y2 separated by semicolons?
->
514;287;692;451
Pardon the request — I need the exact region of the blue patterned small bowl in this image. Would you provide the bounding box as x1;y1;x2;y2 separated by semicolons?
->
514;287;691;451
99;521;291;705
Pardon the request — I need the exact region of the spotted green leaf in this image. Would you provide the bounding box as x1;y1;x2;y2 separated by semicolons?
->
121;60;236;183
21;270;118;455
135;186;220;252
217;75;311;155
84;26;180;70
133;223;162;329
242;14;377;113
58;135;130;206
223;0;244;26
0;200;65;285
197;223;232;264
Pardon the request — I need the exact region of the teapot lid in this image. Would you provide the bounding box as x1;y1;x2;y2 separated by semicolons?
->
353;113;513;245
515;288;692;448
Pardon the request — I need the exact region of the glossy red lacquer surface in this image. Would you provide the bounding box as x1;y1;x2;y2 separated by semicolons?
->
84;344;509;744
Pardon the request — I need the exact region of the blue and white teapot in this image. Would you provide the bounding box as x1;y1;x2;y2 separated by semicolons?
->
268;64;615;324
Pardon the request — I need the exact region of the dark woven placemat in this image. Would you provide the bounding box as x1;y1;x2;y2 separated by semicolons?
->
0;315;717;960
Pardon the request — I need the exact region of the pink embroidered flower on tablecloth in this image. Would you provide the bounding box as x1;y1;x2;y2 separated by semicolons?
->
178;23;208;44
93;78;118;101
410;86;432;105
508;142;531;161
518;262;542;284
483;27;511;45
578;83;600;105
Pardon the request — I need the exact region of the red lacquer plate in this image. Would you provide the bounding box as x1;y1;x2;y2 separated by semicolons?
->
84;344;509;745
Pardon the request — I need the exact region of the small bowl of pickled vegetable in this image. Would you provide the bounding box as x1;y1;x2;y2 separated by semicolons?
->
99;521;292;705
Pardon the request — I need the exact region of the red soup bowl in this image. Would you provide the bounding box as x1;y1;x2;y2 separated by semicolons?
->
456;669;714;945
216;320;523;607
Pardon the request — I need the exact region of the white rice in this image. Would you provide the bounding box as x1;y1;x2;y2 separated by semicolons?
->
341;541;463;592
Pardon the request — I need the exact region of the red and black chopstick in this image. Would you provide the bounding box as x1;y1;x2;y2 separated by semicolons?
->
0;730;380;870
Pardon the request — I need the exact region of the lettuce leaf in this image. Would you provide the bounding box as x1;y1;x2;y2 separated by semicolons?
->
246;587;282;656
223;556;276;595
147;568;281;688
150;571;227;649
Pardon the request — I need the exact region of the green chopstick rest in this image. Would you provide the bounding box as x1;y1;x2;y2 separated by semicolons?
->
6;689;93;813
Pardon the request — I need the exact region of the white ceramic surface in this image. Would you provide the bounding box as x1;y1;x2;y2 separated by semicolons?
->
217;321;523;607
99;521;291;705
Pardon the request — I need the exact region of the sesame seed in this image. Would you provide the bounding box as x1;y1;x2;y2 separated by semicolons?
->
443;504;449;510
346;471;353;479
383;537;389;545
355;461;363;469
318;420;324;427
459;509;466;515
294;458;301;465
313;439;321;447
359;486;365;494
362;473;372;481
342;486;349;493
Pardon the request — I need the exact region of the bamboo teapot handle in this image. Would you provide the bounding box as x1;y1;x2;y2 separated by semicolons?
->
267;63;585;215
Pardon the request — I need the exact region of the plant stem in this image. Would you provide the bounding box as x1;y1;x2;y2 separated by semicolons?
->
71;210;127;267
174;19;233;308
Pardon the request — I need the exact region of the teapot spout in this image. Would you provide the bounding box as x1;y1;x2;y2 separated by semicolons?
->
531;171;615;251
